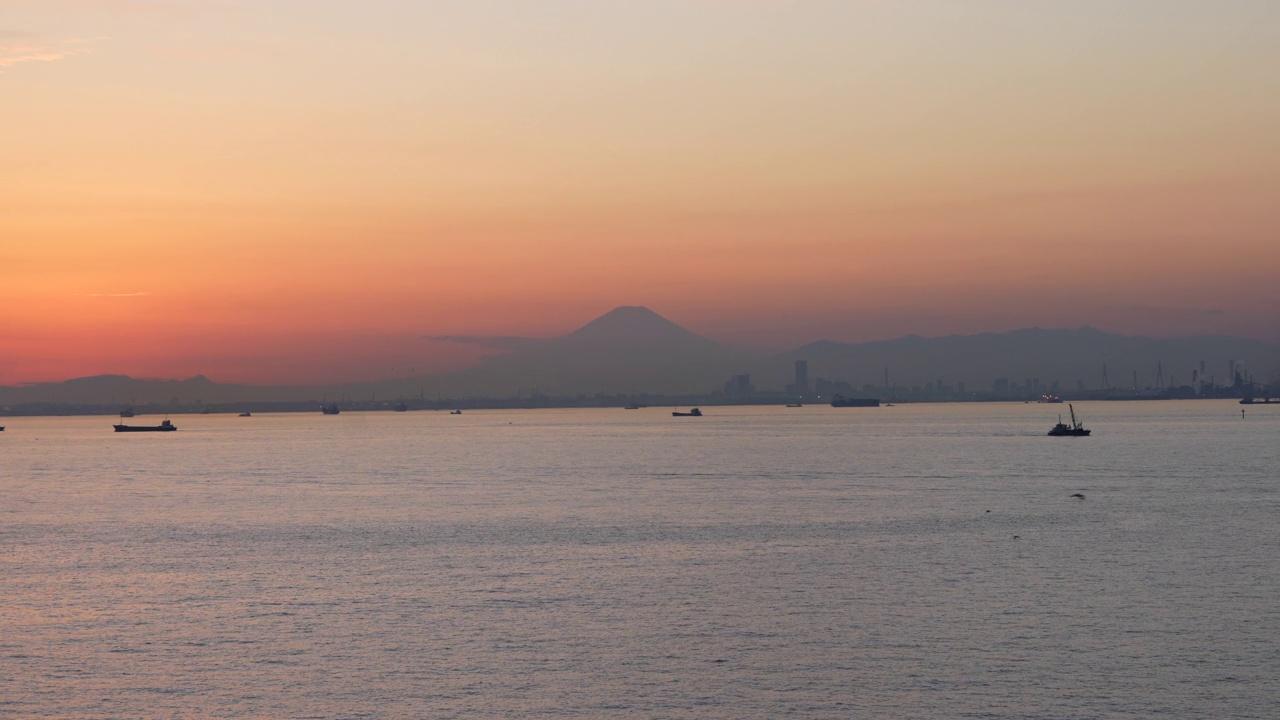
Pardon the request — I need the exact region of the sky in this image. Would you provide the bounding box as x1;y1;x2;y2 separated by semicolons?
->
3;0;1278;385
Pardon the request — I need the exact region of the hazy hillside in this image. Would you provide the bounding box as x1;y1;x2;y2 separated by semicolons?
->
0;374;318;407
385;306;749;397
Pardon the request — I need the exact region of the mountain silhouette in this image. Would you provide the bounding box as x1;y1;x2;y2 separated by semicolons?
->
0;373;319;406
567;306;718;346
3;311;1277;406
431;306;744;396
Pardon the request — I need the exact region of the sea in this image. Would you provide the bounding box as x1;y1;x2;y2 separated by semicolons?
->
1;401;1277;719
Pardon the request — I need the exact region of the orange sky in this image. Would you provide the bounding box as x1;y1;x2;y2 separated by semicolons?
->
3;1;1278;384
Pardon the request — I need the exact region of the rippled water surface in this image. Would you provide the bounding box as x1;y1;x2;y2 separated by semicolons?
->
2;402;1278;718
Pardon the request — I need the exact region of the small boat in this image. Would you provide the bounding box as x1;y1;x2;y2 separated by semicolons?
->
1047;404;1090;437
1038;394;1064;404
672;408;703;417
450;409;462;415
238;411;252;417
623;404;640;410
0;426;5;431
321;403;340;415
786;403;803;408
114;419;177;433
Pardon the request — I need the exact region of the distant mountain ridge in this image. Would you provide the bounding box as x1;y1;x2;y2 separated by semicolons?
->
424;306;748;396
0;373;321;407
570;306;711;343
2;308;1277;407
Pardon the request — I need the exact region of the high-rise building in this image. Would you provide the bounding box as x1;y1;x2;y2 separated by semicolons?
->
725;374;754;396
795;360;809;396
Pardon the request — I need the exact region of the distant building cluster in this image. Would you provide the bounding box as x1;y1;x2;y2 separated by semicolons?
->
711;358;1269;404
723;374;755;396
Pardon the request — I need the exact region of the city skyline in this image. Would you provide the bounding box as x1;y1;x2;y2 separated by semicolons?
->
4;1;1279;385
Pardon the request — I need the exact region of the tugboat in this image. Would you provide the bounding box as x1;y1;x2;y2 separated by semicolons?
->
321;403;340;415
114;419;177;432
1048;404;1090;437
831;395;880;408
672;408;703;417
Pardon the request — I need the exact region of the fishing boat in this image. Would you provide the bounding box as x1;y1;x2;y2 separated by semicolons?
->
450;409;462;415
114;419;177;433
672;408;703;417
1047;404;1090;437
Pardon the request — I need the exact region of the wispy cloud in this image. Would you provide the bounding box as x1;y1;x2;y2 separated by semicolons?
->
84;291;151;298
426;335;536;351
0;0;230;15
0;35;92;72
1107;304;1231;318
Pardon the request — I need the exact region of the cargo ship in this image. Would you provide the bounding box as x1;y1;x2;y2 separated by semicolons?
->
114;419;177;432
830;396;880;408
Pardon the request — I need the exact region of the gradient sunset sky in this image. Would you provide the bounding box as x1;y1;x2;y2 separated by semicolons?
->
3;0;1278;384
